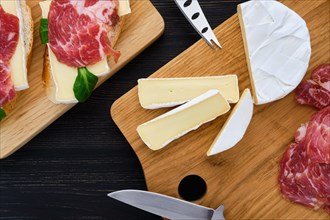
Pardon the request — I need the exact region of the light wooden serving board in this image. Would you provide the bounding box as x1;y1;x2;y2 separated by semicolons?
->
111;0;330;219
0;0;164;159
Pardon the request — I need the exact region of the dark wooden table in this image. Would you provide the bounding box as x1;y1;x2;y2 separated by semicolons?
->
0;1;243;219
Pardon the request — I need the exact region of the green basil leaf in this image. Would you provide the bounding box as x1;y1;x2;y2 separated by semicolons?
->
0;108;6;122
73;67;98;103
39;18;49;44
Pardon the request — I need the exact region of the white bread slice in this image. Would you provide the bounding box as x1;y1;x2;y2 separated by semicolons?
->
43;8;127;104
3;0;34;116
20;0;34;68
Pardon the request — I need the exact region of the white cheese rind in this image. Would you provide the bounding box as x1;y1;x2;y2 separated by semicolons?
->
39;0;130;103
207;88;253;156
238;0;311;105
137;90;231;151
138;75;239;109
1;0;28;91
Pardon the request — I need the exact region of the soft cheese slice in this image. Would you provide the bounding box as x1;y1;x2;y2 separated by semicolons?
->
118;0;131;16
39;0;131;103
138;75;239;109
238;0;311;105
207;89;253;156
1;0;28;90
137;90;231;150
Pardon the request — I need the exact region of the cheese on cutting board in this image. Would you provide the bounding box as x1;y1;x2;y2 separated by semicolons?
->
138;75;239;109
137;90;231;151
238;0;311;105
1;0;28;91
207;89;253;156
39;0;131;104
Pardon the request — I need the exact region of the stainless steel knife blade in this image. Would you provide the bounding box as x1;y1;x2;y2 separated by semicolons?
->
174;0;222;49
108;190;225;220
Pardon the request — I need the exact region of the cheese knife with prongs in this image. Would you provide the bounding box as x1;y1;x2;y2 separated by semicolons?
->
174;0;222;48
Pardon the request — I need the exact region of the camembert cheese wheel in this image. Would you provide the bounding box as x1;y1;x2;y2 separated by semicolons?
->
238;0;311;105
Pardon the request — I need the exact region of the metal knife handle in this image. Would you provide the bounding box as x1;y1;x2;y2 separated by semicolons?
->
174;0;221;48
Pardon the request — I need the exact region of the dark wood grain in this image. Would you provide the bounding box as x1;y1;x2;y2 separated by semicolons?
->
0;1;243;219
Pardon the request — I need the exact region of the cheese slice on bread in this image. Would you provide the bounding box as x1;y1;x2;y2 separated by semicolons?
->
0;0;33;118
40;0;131;104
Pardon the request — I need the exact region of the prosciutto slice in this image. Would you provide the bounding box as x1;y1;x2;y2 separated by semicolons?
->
304;107;330;164
48;0;120;68
279;107;330;214
296;64;330;109
0;5;19;108
311;64;330;91
0;62;16;107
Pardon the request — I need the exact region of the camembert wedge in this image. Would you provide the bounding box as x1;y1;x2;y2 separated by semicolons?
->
238;0;311;105
137;90;231;151
207;89;253;156
138;75;239;109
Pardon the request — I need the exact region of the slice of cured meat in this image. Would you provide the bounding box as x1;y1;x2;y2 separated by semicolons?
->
296;80;330;109
48;0;120;68
279;107;330;214
279;142;330;211
311;64;330;91
0;62;16;107
305;107;330;164
0;5;19;108
0;6;19;62
296;64;330;109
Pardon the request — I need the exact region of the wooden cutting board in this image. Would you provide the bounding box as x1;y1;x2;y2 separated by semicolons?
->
0;0;164;159
111;0;330;219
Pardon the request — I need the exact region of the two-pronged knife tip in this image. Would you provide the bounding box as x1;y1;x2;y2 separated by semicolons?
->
210;38;222;49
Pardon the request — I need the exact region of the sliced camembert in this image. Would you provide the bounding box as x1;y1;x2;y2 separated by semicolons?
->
238;0;311;105
207;89;253;156
39;0;131;104
138;75;239;109
0;0;28;90
137;90;231;151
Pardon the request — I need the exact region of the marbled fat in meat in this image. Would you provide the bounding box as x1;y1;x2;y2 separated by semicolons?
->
305;107;330;164
48;0;120;68
279;107;330;214
296;64;330;109
0;62;16;107
0;6;19;108
311;64;330;91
